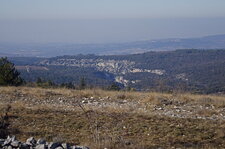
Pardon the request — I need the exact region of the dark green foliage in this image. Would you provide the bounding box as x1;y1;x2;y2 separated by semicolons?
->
18;65;112;87
79;77;86;90
108;83;121;91
0;57;23;86
60;82;75;89
36;77;43;84
36;77;56;88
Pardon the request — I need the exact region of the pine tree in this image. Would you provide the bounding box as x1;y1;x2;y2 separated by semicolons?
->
0;57;23;86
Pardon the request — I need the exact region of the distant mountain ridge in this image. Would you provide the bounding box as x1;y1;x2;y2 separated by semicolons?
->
1;34;225;57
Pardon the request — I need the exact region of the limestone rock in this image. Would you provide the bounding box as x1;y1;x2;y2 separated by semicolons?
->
0;139;5;146
10;140;20;148
19;143;30;149
72;146;89;149
62;143;70;149
48;142;62;149
35;144;48;149
26;137;37;146
3;136;12;146
37;139;46;145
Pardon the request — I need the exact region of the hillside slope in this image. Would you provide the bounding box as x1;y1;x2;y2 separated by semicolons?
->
1;87;225;148
11;49;225;93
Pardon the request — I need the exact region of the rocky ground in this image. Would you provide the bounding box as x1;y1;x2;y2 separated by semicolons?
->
1;88;225;121
0;136;89;149
1;87;225;148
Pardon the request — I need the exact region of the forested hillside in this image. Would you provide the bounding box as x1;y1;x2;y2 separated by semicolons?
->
10;49;225;93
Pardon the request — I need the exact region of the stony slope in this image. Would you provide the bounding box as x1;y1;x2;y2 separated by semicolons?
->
1;87;225;148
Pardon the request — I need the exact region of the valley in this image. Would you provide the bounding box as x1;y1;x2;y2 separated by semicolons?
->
11;49;225;94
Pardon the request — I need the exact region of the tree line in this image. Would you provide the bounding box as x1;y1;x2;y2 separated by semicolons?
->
0;57;122;91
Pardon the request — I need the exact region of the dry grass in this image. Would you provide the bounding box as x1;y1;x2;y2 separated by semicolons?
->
2;104;225;149
1;86;224;103
0;86;225;148
0;86;162;99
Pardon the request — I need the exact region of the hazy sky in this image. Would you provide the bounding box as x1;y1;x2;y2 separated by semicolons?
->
1;0;225;43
